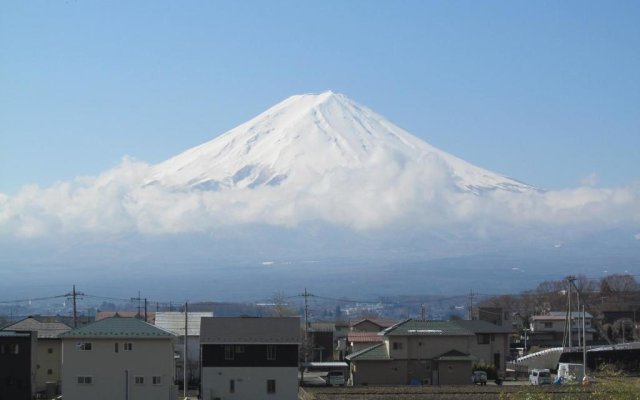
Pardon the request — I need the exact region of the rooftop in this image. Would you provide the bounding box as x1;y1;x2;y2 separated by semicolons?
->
200;317;300;344
346;343;389;361
60;317;174;339
154;312;213;336
2;317;71;339
382;319;474;337
452;319;513;334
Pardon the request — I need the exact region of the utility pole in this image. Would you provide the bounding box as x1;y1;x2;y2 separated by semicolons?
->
130;292;147;321
183;301;188;398
421;304;427;321
468;290;474;320
65;285;85;328
566;276;576;349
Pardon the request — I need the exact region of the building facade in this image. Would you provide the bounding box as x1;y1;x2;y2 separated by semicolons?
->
0;331;37;400
200;317;300;400
2;317;71;395
60;317;176;400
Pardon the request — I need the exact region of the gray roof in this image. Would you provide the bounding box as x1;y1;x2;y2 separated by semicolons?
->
382;320;474;337
200;317;300;344
155;312;213;336
452;320;513;334
60;317;175;339
2;317;71;339
346;343;389;361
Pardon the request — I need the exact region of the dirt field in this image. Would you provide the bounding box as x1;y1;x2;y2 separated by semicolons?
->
300;385;595;400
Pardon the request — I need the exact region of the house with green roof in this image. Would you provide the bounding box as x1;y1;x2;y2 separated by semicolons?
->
59;316;176;400
346;319;511;386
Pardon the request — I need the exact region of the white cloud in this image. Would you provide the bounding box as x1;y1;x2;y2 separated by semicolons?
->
1;157;639;239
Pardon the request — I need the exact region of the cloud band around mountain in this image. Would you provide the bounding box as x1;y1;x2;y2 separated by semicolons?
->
1;156;638;239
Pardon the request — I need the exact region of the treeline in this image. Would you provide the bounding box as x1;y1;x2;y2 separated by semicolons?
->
479;274;640;343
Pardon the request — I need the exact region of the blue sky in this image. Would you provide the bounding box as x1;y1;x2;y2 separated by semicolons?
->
1;0;639;194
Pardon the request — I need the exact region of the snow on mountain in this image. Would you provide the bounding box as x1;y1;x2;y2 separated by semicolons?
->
146;91;533;194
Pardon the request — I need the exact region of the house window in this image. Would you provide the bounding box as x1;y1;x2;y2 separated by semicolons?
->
12;344;19;354
229;379;235;393
47;369;53;375
48;348;53;354
224;345;235;360
267;379;276;394
235;345;245;353
135;376;144;385
124;342;133;351
114;343;119;353
77;376;93;384
544;322;553;329
477;334;490;344
392;342;403;350
0;345;6;354
267;345;277;360
152;376;162;385
76;342;92;351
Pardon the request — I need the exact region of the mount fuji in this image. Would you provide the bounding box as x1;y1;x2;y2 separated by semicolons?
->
3;91;638;300
146;91;533;194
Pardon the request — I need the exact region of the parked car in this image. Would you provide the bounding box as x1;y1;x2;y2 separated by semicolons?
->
472;370;488;385
325;370;346;386
529;368;552;385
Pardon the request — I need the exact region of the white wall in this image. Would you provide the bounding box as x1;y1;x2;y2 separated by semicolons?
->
201;367;297;400
61;338;176;400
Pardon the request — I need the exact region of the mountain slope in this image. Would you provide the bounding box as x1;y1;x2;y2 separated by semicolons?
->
146;91;533;193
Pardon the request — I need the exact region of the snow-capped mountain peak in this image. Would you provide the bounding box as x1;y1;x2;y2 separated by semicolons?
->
146;91;533;193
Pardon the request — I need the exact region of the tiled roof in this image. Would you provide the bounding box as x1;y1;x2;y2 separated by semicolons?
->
347;332;384;343
96;311;155;324
351;318;398;329
346;343;389;361
309;322;335;332
383;320;474;336
452;320;513;334
60;317;174;339
155;312;213;336
200;317;300;344
2;317;71;339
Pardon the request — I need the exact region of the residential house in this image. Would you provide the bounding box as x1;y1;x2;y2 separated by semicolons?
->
347;319;510;386
2;317;71;395
308;322;334;362
529;311;595;347
200;317;300;400
95;310;156;324
0;331;37;400
60;316;176;400
154;311;213;385
350;318;398;333
451;320;512;371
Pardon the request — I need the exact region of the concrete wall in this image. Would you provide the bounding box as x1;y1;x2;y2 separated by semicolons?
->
350;361;407;386
436;360;472;385
468;333;509;371
201;367;297;400
61;338;176;400
35;339;62;392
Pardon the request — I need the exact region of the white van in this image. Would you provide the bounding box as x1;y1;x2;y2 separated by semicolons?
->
529;368;552;385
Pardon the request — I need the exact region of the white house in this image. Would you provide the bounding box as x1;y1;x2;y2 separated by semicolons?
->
60;316;176;400
154;311;213;384
200;317;300;400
